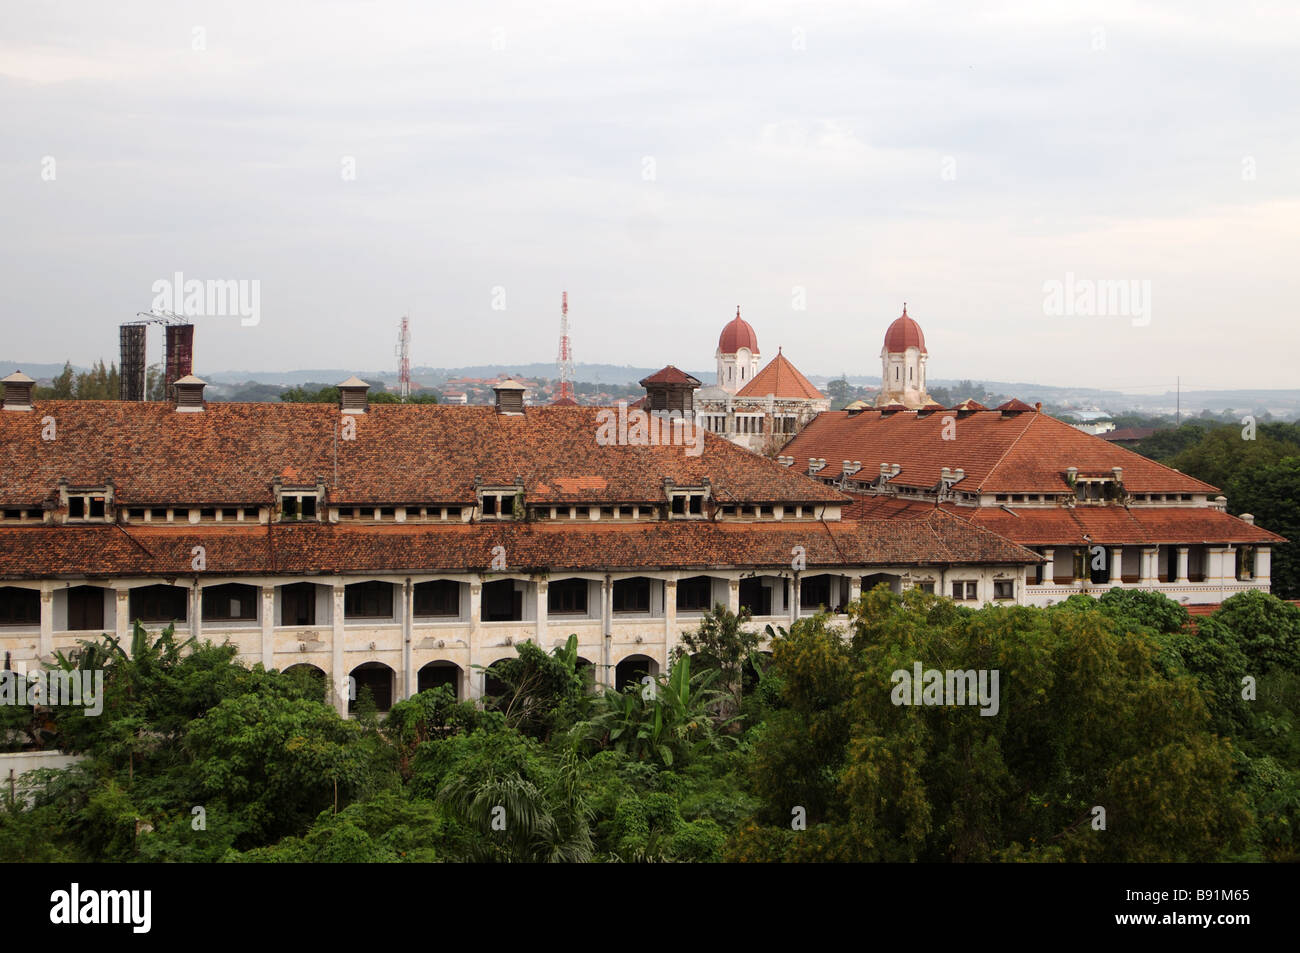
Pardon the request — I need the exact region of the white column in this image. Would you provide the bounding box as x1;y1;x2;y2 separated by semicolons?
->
260;585;275;670
789;576;800;625
39;584;54;659
114;588;130;642
402;579;414;701
190;581;201;642
1040;548;1054;586
601;577;614;690
331;584;347;715
727;578;740;615
1140;547;1158;585
535;578;548;647
1110;547;1123;585
1176;547;1189;583
848;576;862;605
467;582;482;700
664;579;677;651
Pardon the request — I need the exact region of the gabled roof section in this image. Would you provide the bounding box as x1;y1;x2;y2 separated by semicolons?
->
781;408;1220;495
0;401;849;508
639;365;701;387
736;349;825;400
0;511;1040;581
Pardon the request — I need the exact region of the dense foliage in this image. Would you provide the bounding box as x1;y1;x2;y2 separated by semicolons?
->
3;590;1298;862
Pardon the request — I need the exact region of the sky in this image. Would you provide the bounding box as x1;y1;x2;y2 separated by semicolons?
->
2;0;1298;391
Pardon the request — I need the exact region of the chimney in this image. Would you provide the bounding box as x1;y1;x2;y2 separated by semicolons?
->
1;371;35;411
1241;513;1255;525
1035;402;1042;412
1111;466;1123;483
173;375;207;412
337;377;371;414
493;378;527;415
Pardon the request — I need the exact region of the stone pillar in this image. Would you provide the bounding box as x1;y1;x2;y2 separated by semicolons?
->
1140;547;1158;585
39;584;53;659
848;576;862;605
1256;547;1272;585
600;577;614;690
535;577;548;647
1110;547;1123;585
1041;548;1054;585
467;582;482;700
790;575;801;625
402;579;413;701
260;585;275;670
114;588;130;643
331;584;347;715
727;578;740;615
1176;547;1189;584
664;579;677;651
190;582;201;642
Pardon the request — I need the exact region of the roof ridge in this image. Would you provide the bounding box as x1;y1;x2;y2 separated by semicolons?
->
977;410;1041;492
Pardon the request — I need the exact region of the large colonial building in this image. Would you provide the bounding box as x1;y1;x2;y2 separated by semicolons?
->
695;308;830;454
0;372;1038;715
780;312;1282;608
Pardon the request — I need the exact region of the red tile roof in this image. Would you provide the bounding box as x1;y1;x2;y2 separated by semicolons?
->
948;505;1283;546
0;401;848;508
781;408;1220;495
736;350;825;400
0;511;1040;580
639;365;701;387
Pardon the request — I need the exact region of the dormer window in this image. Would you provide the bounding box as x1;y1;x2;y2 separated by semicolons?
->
280;491;319;521
478;487;522;520
65;488;112;523
668;489;709;518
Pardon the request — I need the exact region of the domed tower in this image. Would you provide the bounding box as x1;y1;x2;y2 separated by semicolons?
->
715;306;760;395
877;304;932;409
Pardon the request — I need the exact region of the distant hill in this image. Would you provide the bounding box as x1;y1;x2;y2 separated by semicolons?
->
4;359;1297;418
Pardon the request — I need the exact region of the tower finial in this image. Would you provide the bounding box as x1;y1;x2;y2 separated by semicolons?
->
736;305;741;319
903;302;908;316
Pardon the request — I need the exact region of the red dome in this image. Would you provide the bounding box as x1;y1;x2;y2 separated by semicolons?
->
883;305;926;354
718;307;759;354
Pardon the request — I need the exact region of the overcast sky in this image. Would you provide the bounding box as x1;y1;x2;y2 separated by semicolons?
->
2;0;1297;391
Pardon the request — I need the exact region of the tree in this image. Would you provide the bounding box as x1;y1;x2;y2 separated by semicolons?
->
673;604;759;719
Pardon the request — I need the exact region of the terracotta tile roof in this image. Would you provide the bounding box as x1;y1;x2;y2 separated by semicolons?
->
1106;427;1157;442
781;408;1220;495
946;504;1284;546
0;401;848;508
736;350;826;400
0;513;1040;580
639;366;701;387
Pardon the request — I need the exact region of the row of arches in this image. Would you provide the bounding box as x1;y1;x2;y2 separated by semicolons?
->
281;655;667;713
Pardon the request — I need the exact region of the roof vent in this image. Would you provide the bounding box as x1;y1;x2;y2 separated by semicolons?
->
338;376;370;414
493;378;527;415
808;458;826;474
1241;513;1255;525
173;374;207;412
1;371;35;411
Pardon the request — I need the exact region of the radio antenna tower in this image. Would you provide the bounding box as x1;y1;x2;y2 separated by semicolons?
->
556;291;575;402
396;316;411;400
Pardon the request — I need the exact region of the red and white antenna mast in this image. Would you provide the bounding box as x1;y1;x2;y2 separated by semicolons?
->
396;316;411;400
556;291;574;401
